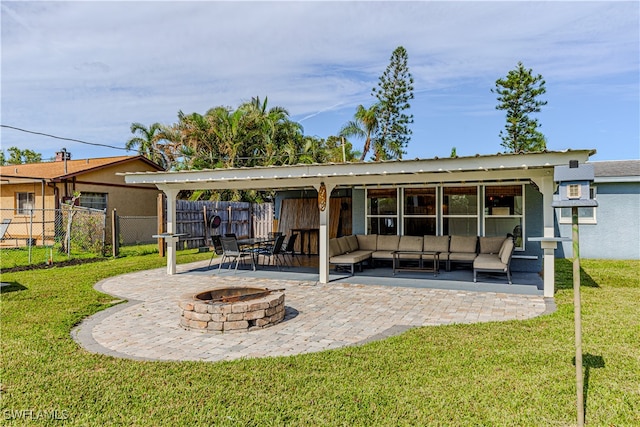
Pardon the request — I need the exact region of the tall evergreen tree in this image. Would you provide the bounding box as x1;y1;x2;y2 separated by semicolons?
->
371;46;414;161
492;62;548;153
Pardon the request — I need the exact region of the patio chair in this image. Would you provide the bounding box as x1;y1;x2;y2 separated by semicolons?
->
257;234;286;270
268;231;283;239
218;237;255;272
0;219;12;241
281;233;300;266
207;234;224;269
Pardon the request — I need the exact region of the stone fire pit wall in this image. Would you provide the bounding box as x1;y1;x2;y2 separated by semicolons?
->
179;290;285;333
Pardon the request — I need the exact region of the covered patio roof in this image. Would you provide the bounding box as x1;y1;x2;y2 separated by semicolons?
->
122;149;596;298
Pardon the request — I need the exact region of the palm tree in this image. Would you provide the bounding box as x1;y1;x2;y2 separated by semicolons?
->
209;107;252;169
240;96;297;166
339;104;379;161
125;122;168;168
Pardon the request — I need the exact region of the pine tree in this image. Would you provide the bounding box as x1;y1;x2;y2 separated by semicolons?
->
492;62;548;153
371;46;414;161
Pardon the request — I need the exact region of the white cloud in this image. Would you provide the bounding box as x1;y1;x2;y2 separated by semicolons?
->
1;1;638;160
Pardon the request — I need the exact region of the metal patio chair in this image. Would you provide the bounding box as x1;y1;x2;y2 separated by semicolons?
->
281;233;300;266
208;234;224;269
256;234;286;270
218;236;255;272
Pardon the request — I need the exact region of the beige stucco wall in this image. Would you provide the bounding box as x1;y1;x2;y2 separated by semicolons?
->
1;159;160;245
66;159;161;217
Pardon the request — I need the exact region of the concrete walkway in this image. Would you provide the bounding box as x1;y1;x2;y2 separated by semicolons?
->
72;260;551;362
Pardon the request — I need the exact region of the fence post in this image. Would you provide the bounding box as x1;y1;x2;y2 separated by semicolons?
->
28;208;34;264
202;206;210;247
112;208;119;257
101;209;107;256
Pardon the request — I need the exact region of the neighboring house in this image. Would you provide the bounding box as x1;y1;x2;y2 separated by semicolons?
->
555;159;640;260
0;151;163;245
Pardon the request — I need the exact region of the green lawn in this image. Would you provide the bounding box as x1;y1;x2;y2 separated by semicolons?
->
1;254;638;426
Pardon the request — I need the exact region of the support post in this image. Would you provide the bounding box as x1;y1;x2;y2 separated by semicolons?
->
537;175;557;298
572;206;584;427
157;193;165;257
316;182;334;284
164;189;178;275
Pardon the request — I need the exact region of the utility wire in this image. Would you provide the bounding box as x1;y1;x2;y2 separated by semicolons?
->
1;124;130;151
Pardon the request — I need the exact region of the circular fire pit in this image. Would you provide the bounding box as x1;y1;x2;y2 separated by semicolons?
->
179;287;285;333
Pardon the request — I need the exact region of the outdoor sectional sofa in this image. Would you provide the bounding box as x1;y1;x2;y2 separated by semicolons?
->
329;234;515;283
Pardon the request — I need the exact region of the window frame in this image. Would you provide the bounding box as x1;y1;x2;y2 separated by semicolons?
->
482;183;525;250
401;187;438;236
365;188;399;235
78;192;108;211
15;192;35;216
440;185;479;237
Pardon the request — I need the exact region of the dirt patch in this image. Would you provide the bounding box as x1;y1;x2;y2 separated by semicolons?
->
0;257;106;274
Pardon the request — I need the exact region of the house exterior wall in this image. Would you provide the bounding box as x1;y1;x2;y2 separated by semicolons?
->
0;181;56;242
68;159;160;217
556;181;640;259
513;184;543;273
0;158;161;245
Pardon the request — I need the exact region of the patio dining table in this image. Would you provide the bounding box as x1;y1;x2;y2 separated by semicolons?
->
235;237;277;267
236;237;275;249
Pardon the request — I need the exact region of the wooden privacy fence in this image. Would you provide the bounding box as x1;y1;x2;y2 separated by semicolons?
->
168;200;274;249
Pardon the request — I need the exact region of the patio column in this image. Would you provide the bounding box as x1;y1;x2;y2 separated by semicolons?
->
538;176;557;298
315;182;335;284
163;188;179;275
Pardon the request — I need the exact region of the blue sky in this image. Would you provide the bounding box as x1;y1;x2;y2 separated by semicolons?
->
2;1;638;163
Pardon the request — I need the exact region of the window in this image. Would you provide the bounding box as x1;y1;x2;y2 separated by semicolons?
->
442;186;478;236
366;188;398;235
568;184;581;199
558;187;597;224
79;192;108;210
403;188;436;235
484;185;524;248
16;192;35;215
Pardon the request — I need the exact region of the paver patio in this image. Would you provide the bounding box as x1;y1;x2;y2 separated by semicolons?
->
72;259;551;362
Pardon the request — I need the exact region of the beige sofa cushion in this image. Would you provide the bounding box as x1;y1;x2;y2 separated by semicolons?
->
331;251;371;264
499;238;514;264
372;235;400;260
356;234;378;251
345;235;359;252
329;238;342;257
397;235;423;260
449;235;477;254
473;253;507;271
480;236;507;254
448;252;478;262
423;235;450;253
336;236;350;254
376;235;400;251
399;235;423;252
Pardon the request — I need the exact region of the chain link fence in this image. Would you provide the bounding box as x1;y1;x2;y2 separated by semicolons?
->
117;215;158;246
0;207;107;268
